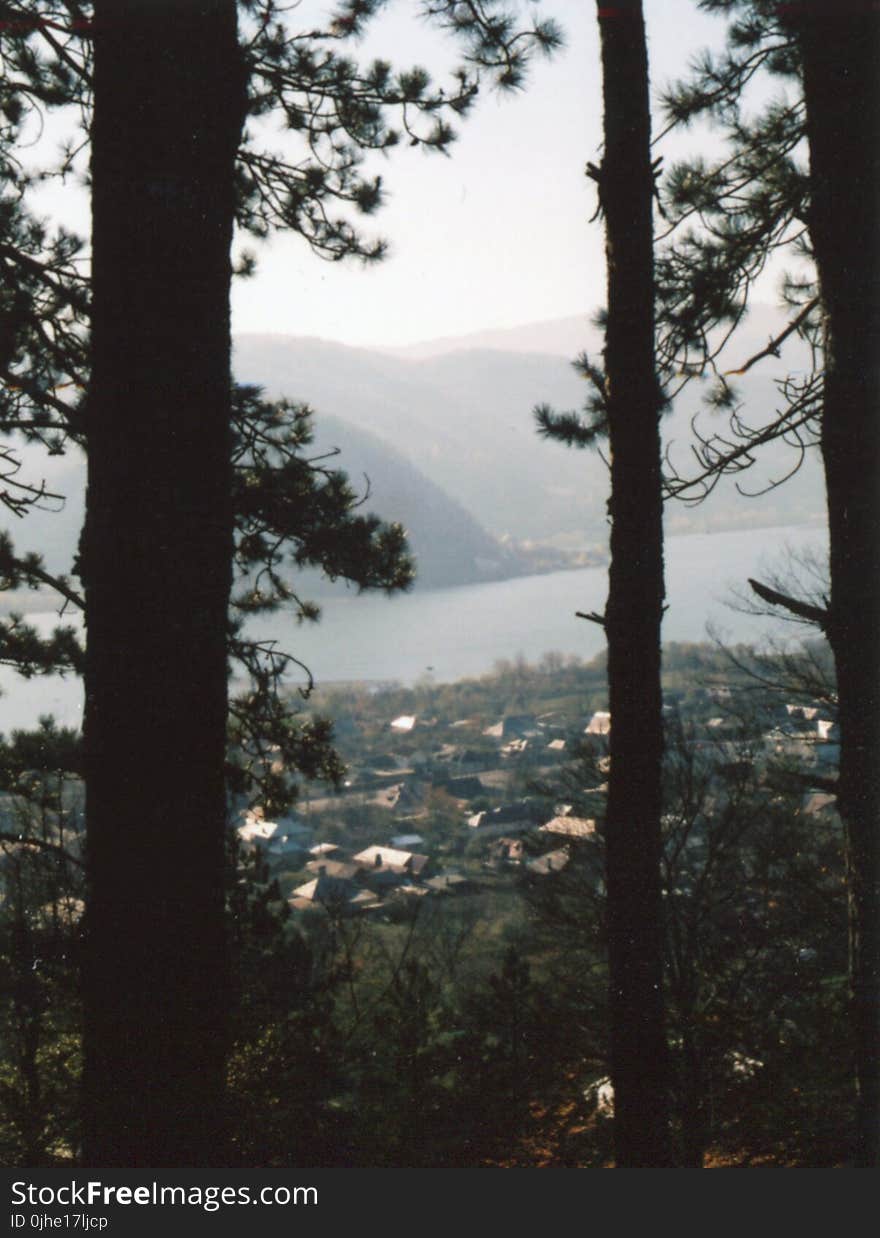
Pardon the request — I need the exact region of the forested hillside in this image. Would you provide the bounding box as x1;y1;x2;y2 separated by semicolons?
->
234;321;826;548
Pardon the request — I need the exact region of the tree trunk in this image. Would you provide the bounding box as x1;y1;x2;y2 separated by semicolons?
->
82;0;244;1166
798;2;880;1169
596;0;671;1167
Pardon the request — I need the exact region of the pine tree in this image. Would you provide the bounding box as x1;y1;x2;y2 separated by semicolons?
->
1;0;563;1166
538;0;670;1167
654;0;879;1167
0;3;562;701
795;0;880;1168
80;0;244;1167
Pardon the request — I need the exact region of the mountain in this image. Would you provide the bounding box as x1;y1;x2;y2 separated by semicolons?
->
1;311;826;601
232;332;607;546
1;412;524;597
302;414;527;591
233;312;825;550
382;314;596;360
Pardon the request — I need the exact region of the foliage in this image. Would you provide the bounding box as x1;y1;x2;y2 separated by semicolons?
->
523;703;848;1164
0;639;857;1165
225;833;348;1166
0;0;563;803
535;0;822;506
224;383;415;814
0;765;83;1165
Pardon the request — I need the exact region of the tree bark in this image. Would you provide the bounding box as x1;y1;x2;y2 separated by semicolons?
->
82;0;244;1166
798;2;880;1169
596;0;671;1167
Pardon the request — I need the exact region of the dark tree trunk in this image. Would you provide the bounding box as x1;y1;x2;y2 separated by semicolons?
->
82;0;244;1166
798;3;880;1169
596;0;671;1167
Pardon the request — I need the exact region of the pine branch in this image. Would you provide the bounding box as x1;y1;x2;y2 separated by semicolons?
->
0;830;83;867
747;577;830;630
723;296;820;376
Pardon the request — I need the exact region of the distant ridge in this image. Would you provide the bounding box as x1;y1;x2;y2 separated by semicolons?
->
376;301;814;364
233;315;824;557
1;312;825;602
380;314;597;361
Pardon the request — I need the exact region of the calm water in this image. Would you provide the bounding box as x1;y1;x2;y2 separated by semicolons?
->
0;523;826;733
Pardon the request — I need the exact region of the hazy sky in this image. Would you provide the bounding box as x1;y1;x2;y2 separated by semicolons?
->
25;1;730;350
230;0;727;348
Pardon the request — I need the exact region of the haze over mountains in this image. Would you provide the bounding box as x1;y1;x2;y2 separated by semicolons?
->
6;312;825;597
233;309;824;590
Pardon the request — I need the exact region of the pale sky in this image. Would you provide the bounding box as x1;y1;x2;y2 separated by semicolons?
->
25;1;731;350
230;0;727;348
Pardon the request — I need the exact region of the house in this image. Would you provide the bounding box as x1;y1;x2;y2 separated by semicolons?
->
372;783;405;810
540;815;597;841
527;848;570;876
467;805;536;837
237;817;276;847
237;807;313;856
363;867;414;895
585;711;611;736
290;873;359;912
390;833;426;849
390;714;416;732
500;714;538;740
348;889;381;911
457;747;495;772
395;781;427;813
786;703;821;721
763;727;816;762
423;872;474;895
438;774;485;800
482;714;539;741
392;884;430;901
305;859;362;881
487;836;525;864
363;780;425;812
267;831;313;860
352;845;430;877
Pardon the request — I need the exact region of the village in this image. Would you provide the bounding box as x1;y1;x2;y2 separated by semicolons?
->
232;644;841;921
0;639;848;1169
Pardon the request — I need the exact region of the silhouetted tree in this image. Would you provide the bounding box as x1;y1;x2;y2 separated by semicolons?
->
0;737;83;1165
794;1;880;1168
655;0;878;1166
596;0;670;1167
79;0;245;1167
0;0;564;1167
537;0;670;1166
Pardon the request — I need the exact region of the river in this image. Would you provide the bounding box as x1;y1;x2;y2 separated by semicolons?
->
0;522;827;733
